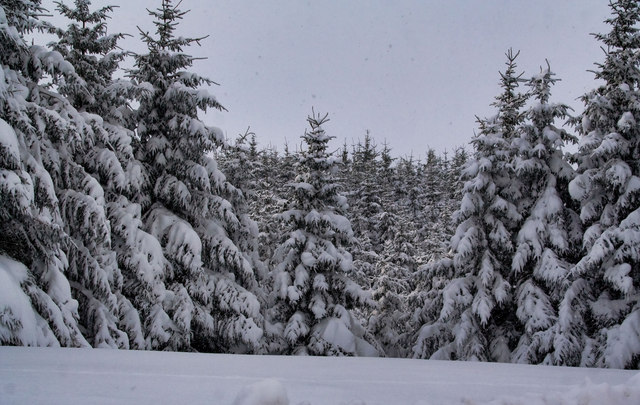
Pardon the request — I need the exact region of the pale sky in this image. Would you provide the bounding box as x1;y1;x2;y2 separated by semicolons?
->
41;0;610;159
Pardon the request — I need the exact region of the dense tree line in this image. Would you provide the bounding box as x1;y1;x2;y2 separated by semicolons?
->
0;0;639;369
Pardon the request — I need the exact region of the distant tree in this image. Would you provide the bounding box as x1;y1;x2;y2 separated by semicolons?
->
368;219;417;357
417;148;451;258
447;147;468;200
348;133;383;290
351;132;382;240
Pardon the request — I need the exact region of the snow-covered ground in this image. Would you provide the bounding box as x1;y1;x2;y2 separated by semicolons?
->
0;347;638;405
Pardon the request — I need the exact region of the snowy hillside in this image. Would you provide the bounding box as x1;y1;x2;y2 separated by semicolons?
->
1;347;638;405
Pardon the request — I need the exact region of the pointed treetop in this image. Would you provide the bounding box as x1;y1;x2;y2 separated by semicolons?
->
304;110;332;144
596;0;640;50
138;0;208;53
588;0;640;87
527;60;558;104
493;48;528;138
54;0;118;27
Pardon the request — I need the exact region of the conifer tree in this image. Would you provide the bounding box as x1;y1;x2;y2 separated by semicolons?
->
49;1;129;120
270;112;378;356
49;0;167;349
566;0;640;368
418;148;451;258
510;64;581;364
36;0;141;348
351;133;382;241
0;0;92;347
368;218;416;358
412;50;527;361
128;0;263;352
215;129;268;285
442;147;468;245
447;147;468;200
348;134;383;289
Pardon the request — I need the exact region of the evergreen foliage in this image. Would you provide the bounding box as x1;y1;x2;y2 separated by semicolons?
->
1;0;640;370
510;63;581;365
127;0;263;352
566;0;640;369
269;112;377;356
412;50;528;362
1;0;92;347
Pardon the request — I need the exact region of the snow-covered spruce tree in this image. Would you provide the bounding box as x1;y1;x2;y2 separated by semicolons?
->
565;0;640;369
215;129;268;283
417;148;452;259
218;130;260;208
0;0;94;347
447;147;468;201
368;218;417;358
510;64;582;365
252;146;289;262
356;144;421;358
215;134;284;351
395;155;423;221
411;50;528;361
350;133;382;244
36;0;149;349
440;147;468;247
128;0;263;352
270;112;378;356
348;134;383;290
49;1;131;123
386;156;422;253
49;0;170;349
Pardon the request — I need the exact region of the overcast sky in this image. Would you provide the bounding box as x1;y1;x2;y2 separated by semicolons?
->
42;0;611;159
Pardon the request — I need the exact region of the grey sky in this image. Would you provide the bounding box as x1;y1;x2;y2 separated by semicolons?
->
42;0;610;158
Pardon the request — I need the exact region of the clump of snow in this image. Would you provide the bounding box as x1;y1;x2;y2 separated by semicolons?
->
0;118;20;164
617;111;635;132
147;207;203;270
0;256;59;346
568;174;587;202
310;311;379;357
232;379;289;405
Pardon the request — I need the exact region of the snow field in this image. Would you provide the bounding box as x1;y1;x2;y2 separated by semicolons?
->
0;347;638;405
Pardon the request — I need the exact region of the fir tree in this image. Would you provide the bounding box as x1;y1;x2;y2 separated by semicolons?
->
351;132;382;241
50;0;169;349
0;0;91;347
49;1;130;121
348;133;383;290
270;111;378;356
412;50;527;361
510;63;581;365
566;0;640;368
418;148;451;259
128;0;263;352
368;217;417;358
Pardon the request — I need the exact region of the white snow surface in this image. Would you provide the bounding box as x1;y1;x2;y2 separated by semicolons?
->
1;347;638;405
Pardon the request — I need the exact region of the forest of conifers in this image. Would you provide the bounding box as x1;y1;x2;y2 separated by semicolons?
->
1;0;639;369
